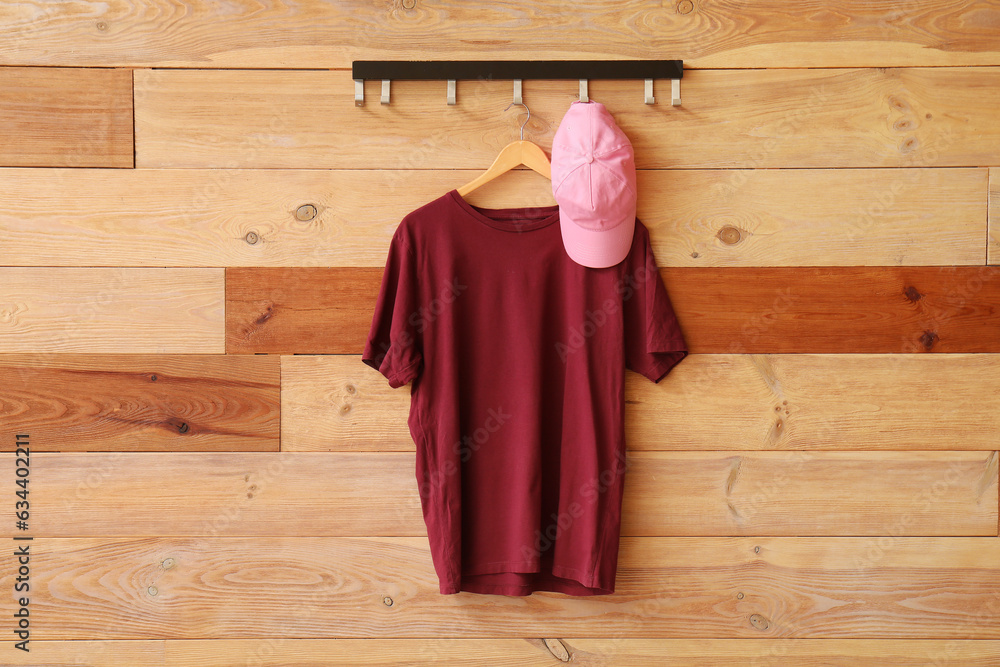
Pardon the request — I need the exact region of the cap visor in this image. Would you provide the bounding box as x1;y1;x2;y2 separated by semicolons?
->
559;213;636;269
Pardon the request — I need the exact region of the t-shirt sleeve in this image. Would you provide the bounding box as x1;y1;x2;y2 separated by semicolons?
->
361;226;424;388
623;224;688;383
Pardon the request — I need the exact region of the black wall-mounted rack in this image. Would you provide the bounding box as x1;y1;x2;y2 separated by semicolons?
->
351;60;684;107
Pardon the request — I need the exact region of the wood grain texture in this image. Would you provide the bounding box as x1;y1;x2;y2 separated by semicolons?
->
7;451;993;538
0;67;132;167
3;1;1000;68
286;354;1000;452
134;68;1000;170
14;638;1000;665
226;266;1000;354
14;641;163;666
166;638;1000;666
7;536;1000;639
0;355;279;452
0;166;987;267
0;268;225;353
13;638;1000;665
226;267;371;354
666;266;1000;353
990;167;998;264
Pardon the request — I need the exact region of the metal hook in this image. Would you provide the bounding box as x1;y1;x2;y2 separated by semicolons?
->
502;100;530;140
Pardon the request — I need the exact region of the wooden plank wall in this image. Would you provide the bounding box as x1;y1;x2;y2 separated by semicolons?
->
1;1;1000;664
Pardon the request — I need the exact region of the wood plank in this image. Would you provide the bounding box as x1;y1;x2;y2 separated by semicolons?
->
654;167;987;268
226;266;1000;354
226;267;371;354
0;268;224;353
0;67;132;167
0;355;279;452
7;451;993;538
5;1;1000;69
14;641;163;666
163;638;1000;666
666;266;1000;353
16;638;1000;665
0;166;986;267
990;167;998;265
165;638;1000;666
287;354;1000;452
134;68;1000;170
8;536;1000;638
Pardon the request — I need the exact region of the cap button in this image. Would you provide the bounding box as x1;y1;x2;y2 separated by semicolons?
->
585;153;594;163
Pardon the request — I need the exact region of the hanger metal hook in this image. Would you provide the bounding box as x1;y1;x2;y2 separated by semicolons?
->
503;100;530;141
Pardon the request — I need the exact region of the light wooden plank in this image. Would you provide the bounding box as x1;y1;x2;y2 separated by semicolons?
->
990;167;999;265
0;67;132;167
0;355;279;452
0;167;986;267
166;638;1000;666
227;266;1000;354
134;68;1000;170
7;536;1000;638
0;268;224;353
6;451;993;538
13;641;163;666
651;167;988;267
286;354;1000;452
625;451;996;537
17;638;1000;666
4;1;1000;68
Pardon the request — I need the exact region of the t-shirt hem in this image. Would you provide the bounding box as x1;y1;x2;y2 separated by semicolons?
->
437;562;614;596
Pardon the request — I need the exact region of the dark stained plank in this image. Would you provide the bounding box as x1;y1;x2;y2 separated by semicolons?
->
226;267;374;355
666;266;1000;354
226;266;1000;354
0;355;279;451
0;67;132;167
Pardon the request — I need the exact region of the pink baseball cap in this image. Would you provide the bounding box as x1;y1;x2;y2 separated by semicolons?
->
551;100;637;268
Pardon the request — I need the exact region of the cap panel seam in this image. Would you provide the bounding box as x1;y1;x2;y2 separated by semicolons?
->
590;160;636;195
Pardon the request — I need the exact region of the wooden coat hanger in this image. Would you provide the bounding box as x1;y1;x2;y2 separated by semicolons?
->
457;101;551;197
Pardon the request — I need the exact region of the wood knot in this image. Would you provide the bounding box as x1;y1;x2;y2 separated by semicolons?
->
295;204;318;221
919;330;939;350
255;304;275;325
903;286;922;302
887;95;909;112
543;639;571;661
677;0;694;13
749;613;770;631
717;225;743;245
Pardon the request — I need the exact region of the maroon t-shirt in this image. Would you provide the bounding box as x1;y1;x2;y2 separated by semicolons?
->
362;189;688;596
